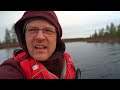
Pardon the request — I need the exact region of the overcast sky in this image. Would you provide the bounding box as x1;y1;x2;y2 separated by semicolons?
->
0;11;120;41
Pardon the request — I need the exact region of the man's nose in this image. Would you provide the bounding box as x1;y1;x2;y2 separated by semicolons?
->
35;30;45;40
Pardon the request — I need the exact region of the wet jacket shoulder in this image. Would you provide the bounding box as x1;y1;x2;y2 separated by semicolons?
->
0;58;25;79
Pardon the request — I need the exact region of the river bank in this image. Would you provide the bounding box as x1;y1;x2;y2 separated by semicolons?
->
62;37;120;43
1;38;120;49
62;38;86;43
86;38;120;43
0;44;20;50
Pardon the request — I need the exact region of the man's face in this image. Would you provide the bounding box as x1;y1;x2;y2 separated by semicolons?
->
25;19;57;61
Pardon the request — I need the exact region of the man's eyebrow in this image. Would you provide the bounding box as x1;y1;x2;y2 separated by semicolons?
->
26;27;56;29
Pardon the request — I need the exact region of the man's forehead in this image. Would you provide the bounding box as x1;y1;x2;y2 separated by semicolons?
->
24;17;55;28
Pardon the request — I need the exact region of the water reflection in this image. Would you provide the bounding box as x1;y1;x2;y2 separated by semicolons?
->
0;48;18;64
65;42;120;79
0;42;120;79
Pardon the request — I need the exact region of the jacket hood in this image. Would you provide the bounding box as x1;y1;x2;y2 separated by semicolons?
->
14;11;65;60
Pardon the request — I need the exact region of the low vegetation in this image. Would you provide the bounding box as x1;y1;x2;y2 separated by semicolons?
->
1;22;120;49
88;22;120;43
0;24;19;49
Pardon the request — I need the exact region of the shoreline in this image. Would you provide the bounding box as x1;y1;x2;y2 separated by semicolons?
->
62;38;120;43
0;38;120;49
0;45;20;50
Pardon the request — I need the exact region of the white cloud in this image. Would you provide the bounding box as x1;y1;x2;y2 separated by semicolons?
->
1;11;120;41
55;11;120;38
55;11;120;26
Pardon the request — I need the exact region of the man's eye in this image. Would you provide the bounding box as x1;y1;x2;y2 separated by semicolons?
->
28;29;39;33
45;30;54;33
29;29;36;31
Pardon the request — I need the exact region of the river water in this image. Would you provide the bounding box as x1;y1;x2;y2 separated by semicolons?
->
0;42;120;79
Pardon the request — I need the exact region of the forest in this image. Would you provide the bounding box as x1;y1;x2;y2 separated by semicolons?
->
87;22;120;42
0;24;19;49
0;22;120;49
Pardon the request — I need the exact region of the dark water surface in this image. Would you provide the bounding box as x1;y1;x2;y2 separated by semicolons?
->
0;42;120;79
65;42;120;79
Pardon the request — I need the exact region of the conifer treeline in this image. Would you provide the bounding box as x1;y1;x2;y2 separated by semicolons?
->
0;24;19;49
90;22;120;38
0;22;120;49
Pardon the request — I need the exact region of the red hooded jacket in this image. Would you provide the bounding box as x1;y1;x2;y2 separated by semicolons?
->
0;11;81;79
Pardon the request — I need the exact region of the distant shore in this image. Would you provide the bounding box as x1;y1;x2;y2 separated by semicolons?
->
0;44;20;50
62;38;86;43
1;38;120;50
86;38;120;43
62;37;120;43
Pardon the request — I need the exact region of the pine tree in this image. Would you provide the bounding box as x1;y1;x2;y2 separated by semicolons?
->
4;28;11;47
109;23;117;38
117;24;120;38
10;24;18;45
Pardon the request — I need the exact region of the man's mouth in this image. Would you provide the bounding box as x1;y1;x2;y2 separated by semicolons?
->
35;45;47;49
